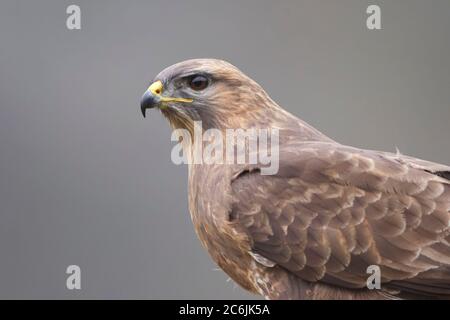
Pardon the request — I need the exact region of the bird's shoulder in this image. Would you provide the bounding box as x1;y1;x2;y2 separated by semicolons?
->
229;141;450;298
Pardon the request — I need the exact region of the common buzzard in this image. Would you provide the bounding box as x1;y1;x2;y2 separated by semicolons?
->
140;59;450;299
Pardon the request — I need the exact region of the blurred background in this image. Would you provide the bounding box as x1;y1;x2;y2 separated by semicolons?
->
0;0;449;299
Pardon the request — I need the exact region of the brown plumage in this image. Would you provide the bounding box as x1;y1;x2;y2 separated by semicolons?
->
141;59;450;299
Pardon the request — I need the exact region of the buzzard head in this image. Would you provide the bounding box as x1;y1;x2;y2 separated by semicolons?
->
140;59;283;132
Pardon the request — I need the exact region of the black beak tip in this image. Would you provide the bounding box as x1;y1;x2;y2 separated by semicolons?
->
140;103;147;118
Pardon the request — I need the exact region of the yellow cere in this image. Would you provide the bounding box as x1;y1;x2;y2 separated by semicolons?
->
148;80;163;95
147;80;193;104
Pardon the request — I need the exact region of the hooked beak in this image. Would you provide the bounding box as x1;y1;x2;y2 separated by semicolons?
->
140;91;157;117
140;80;193;118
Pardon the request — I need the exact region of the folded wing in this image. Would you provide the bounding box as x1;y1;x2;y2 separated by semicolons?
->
230;142;450;298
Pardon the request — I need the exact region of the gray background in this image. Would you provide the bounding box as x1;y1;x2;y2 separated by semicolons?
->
0;0;449;299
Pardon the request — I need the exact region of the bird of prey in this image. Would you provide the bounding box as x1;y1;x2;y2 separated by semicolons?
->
140;59;450;299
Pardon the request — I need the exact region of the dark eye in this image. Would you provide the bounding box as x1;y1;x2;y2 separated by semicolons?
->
188;75;209;91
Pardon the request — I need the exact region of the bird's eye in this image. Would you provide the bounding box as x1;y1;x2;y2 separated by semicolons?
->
188;75;209;91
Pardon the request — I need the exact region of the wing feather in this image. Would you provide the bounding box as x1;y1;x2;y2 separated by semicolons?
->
230;142;450;298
